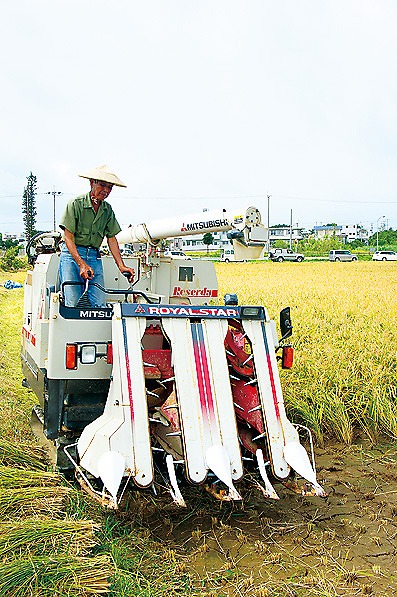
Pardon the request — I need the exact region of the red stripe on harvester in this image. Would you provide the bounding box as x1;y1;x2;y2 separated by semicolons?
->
261;323;281;421
122;319;134;423
191;322;216;430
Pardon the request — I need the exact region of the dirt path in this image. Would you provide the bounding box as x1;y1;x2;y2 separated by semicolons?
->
122;440;397;596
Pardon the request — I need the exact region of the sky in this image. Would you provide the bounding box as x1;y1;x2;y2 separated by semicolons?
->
1;0;396;236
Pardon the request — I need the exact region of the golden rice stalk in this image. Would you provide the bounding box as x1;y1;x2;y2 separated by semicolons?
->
366;389;397;439
216;262;397;444
0;437;48;470
284;390;324;445
0;555;112;596
322;393;354;445
0;486;72;519
0;518;100;559
0;465;62;488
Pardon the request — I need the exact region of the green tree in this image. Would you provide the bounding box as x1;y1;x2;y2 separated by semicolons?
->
0;232;22;251
22;172;38;243
0;246;26;271
272;240;288;249
368;228;397;248
298;236;346;256
202;232;214;254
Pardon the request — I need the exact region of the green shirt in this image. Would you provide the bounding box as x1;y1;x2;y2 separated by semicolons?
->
59;193;121;249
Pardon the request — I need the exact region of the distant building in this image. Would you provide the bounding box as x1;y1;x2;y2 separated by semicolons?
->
313;224;368;243
0;232;26;243
269;226;304;246
313;225;342;239
340;224;369;242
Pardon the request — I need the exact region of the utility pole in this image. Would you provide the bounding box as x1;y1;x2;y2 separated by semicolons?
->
267;194;271;252
47;189;62;231
376;215;385;252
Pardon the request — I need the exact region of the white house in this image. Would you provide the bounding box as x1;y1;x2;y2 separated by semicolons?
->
269;226;304;245
313;224;368;242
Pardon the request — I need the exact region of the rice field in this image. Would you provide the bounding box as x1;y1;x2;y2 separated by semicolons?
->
216;260;397;445
1;260;397;596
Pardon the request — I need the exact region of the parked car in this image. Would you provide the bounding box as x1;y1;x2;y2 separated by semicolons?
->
164;250;191;260
220;248;235;262
269;248;304;262
372;251;397;261
329;250;358;262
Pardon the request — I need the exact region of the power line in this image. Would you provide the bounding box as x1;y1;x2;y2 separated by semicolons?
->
1;191;396;204
274;195;397;205
114;194;397;205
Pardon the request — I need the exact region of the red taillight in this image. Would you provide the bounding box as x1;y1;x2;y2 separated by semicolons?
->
282;345;294;369
66;344;78;370
107;342;113;364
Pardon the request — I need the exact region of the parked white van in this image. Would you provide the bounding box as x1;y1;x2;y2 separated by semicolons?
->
221;248;235;262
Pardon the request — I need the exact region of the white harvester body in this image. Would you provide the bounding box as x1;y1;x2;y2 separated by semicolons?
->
21;207;325;506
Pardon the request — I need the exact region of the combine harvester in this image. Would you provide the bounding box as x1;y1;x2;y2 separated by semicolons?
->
22;206;325;507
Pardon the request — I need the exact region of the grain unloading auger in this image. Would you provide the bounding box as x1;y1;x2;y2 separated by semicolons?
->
21;205;326;508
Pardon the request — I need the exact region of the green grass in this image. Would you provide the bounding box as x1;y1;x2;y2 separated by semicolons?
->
0;272;34;440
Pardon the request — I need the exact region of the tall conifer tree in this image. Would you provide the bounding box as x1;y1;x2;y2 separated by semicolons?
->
22;172;37;242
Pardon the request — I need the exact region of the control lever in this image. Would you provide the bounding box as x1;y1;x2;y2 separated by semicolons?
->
121;272;156;304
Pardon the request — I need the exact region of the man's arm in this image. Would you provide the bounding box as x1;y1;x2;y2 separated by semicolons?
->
63;229;94;280
107;236;135;283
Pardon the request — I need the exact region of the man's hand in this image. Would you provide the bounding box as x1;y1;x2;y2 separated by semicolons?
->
79;262;95;280
63;229;94;280
120;266;135;284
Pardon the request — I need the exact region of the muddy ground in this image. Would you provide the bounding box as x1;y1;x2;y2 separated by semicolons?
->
120;440;397;597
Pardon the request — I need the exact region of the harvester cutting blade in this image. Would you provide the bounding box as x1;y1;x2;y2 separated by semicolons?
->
256;449;279;499
283;441;327;497
78;303;153;489
97;451;126;506
205;444;242;501
165;454;186;507
162;317;242;498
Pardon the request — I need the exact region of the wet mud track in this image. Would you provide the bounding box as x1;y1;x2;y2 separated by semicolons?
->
120;441;397;596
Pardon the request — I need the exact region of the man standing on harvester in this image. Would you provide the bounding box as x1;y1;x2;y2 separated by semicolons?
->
59;164;135;307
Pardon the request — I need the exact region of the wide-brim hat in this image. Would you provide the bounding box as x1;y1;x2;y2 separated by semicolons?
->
78;164;127;188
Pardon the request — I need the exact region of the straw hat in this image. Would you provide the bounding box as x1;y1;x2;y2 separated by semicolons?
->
78;164;127;188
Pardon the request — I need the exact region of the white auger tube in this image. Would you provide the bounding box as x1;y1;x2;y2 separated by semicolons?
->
117;206;267;245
